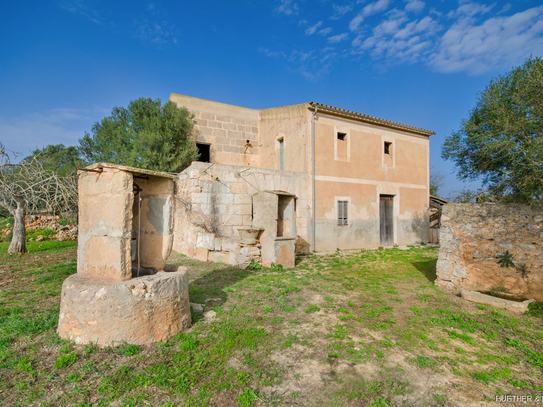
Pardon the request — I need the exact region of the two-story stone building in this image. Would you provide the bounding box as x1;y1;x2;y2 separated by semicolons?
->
169;93;433;267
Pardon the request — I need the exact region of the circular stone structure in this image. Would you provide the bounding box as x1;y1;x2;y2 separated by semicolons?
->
58;265;191;346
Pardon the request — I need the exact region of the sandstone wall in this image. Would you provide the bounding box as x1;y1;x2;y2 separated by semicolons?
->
436;204;543;302
169;93;259;166
172;162;310;267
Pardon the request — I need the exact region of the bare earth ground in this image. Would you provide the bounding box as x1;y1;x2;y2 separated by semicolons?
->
0;243;542;406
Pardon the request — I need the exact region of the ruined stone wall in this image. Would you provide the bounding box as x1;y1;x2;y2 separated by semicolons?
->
436;204;543;302
169;93;259;166
172;162;310;267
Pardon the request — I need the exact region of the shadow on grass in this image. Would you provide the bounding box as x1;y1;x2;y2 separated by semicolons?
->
411;259;438;283
170;255;253;306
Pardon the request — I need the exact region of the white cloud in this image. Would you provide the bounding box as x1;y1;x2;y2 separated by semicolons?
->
274;0;543;78
499;3;512;14
405;0;425;13
259;48;287;58
276;0;299;15
328;33;349;43
350;0;391;31
132;3;179;46
56;0;103;24
430;6;543;74
447;2;494;18
331;4;353;20
305;21;323;35
319;27;333;35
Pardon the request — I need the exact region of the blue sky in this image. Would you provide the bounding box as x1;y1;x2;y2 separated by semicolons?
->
1;0;542;197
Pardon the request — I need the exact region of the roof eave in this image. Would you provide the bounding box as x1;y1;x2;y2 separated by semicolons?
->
309;102;435;137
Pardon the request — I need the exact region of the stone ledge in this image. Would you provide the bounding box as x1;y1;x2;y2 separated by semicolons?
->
58;265;191;346
461;289;535;313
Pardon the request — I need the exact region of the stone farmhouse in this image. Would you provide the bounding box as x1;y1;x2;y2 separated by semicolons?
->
169;94;434;268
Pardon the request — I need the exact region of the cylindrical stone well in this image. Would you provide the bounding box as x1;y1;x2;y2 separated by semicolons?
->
57;265;191;346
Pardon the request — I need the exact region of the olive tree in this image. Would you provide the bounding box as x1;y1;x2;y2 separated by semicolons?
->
442;56;543;203
0;144;78;253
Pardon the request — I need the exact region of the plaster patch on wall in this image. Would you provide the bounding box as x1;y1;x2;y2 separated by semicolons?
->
147;199;170;235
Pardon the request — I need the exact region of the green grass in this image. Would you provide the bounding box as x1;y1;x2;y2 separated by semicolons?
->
0;243;542;406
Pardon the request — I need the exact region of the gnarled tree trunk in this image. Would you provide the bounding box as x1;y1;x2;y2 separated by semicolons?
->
7;197;26;254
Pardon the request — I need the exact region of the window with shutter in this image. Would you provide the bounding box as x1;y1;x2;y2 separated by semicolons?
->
337;200;348;226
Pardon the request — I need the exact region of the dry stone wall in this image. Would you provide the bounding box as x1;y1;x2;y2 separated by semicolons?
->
436;204;543;302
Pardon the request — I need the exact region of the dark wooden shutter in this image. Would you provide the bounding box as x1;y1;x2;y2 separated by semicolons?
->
337;201;348;226
380;196;393;245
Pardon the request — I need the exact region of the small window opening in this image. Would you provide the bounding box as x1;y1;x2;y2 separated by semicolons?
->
278;138;284;171
337;200;348;226
196;143;211;163
384;142;392;155
337;132;346;141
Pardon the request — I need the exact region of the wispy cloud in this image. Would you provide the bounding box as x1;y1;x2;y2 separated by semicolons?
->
133;3;178;46
331;4;353;20
56;0;103;24
305;21;323;35
259;48;287;58
430;5;543;74
319;27;333;35
447;2;494;18
405;0;425;13
269;0;543;78
350;0;392;31
328;33;349;43
276;0;299;15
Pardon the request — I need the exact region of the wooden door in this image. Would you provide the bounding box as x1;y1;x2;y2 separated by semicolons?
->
380;195;394;246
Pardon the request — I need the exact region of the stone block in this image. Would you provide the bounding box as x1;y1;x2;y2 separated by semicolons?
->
208;121;222;128
208;251;229;264
192;193;211;204
196;232;215;250
227;131;242;139
216;193;234;205
223;145;242;154
58;267;191;346
452;264;467;279
79;169;132;197
195;247;209;262
461;289;535;313
234;194;252;204
221;238;238;252
79;236;131;281
227;204;252;216
231;183;249;194
235;254;249;265
201;113;216;120
212;128;227;138
79;193;133;235
224;215;243;226
139;234;173;270
215;115;232;123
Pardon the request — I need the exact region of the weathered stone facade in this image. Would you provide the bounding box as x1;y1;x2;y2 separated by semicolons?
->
436;204;543;302
171;94;432;253
172;162;309;267
59;164;191;346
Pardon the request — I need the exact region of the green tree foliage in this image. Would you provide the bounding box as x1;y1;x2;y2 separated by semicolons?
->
442;56;543;203
79;97;199;172
24;144;87;176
